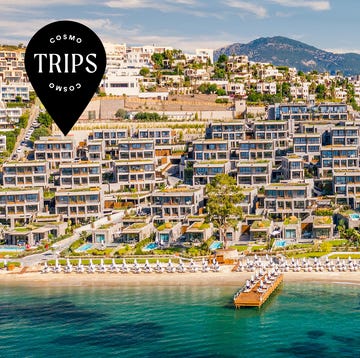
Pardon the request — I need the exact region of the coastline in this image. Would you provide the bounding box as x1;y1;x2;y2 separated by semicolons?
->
0;268;359;288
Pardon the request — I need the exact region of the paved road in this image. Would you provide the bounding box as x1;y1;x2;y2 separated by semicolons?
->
20;211;125;267
11;104;39;160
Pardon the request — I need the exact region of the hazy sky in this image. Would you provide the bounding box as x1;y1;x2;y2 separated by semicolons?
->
0;0;359;53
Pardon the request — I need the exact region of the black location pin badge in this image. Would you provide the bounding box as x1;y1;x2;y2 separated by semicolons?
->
25;20;106;135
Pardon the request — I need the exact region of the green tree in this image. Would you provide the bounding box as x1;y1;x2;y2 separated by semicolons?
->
115;108;129;119
206;174;244;248
37;111;53;127
31;126;51;141
139;67;150;77
315;84;326;100
18;112;29;128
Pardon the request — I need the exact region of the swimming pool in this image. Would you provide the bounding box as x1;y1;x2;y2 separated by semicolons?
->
76;243;93;252
209;241;222;250
274;240;286;248
143;243;157;251
350;213;360;220
0;246;25;252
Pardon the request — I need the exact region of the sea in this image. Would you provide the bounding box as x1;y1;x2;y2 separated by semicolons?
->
0;282;359;358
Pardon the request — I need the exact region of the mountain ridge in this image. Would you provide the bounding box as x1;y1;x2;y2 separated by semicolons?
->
215;36;360;76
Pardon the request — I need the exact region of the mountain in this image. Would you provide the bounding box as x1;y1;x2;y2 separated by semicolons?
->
215;36;360;76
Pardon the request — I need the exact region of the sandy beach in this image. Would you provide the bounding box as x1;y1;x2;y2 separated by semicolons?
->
0;267;359;288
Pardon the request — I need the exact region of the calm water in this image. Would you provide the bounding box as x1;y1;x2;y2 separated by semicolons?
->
0;283;359;357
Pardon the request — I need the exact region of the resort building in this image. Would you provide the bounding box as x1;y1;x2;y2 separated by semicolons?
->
91;221;122;244
238;140;275;163
91;129;129;147
185;221;213;243
2;161;49;187
0;187;44;228
312;216;333;240
264;183;312;219
332;169;360;209
156;221;182;246
58;162;102;188
118;139;155;160
34;137;76;170
205;121;245;148
119;222;154;243
137;128;176;145
320;146;359;178
330;126;359;146
113;159;156;192
282;216;301;241
253;121;289;150
281;155;304;181
151;186;204;220
55;188;103;223
293;133;321;160
87;140;105;161
193;160;231;185
192;139;229;161
237;160;272;186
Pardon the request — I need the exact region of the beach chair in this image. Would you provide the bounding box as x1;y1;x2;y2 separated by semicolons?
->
188;259;198;273
76;259;85;273
201;258;210;273
143;259;152;273
41;261;50;273
155;259;164;273
52;259;62;273
98;259;107;273
121;259;130;273
166;259;176;273
176;259;186;273
64;258;73;273
110;259;120;273
87;259;96;273
132;259;141;274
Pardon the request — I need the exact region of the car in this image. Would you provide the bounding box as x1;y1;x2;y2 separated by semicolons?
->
16;147;22;152
25;136;30;140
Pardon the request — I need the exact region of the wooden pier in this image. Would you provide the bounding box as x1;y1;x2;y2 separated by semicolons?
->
233;273;283;309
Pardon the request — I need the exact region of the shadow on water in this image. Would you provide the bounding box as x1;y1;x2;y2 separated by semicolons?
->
276;341;330;357
0;300;107;325
51;322;163;348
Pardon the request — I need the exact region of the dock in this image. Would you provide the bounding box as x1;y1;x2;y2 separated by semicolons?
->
233;272;283;308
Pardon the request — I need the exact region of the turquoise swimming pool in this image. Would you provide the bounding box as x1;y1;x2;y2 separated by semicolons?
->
209;241;222;250
143;243;157;251
76;243;93;252
274;240;286;248
349;213;360;220
0;246;25;252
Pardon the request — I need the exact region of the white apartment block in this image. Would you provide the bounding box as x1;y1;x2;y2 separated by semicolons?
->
0;101;22;128
256;82;277;95
102;69;141;96
290;84;309;99
0;81;30;101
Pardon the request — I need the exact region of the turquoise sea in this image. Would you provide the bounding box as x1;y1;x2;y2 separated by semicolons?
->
0;283;359;357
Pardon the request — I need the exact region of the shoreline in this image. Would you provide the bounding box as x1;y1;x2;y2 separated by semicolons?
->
0;268;359;288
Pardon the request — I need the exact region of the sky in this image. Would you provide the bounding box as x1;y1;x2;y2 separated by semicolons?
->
0;0;359;53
